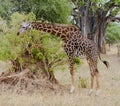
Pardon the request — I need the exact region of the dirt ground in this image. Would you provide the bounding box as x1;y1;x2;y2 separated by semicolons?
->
0;45;120;106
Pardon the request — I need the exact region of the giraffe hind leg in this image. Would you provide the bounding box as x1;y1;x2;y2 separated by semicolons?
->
94;68;100;96
88;69;100;96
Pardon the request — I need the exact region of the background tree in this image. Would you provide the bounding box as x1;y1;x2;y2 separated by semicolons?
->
106;23;120;44
71;0;120;53
9;0;71;24
105;23;120;50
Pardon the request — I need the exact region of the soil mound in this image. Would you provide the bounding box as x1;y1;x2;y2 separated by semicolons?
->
0;69;63;94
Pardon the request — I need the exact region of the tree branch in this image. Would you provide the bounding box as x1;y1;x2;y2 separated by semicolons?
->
105;0;118;9
111;17;120;22
104;0;119;16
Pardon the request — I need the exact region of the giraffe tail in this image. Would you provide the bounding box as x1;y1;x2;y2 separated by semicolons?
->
98;53;109;68
102;61;109;68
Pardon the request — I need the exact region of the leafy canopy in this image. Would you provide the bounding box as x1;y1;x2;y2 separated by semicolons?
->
106;23;120;44
0;0;72;24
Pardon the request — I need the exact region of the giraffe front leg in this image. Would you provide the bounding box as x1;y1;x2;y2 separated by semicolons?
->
64;44;75;93
69;59;75;93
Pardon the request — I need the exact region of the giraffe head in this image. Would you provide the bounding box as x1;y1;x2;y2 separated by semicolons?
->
17;21;32;35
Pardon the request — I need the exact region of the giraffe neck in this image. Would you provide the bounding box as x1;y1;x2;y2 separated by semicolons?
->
30;22;79;42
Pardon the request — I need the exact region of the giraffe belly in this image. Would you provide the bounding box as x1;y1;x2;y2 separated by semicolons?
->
75;49;84;57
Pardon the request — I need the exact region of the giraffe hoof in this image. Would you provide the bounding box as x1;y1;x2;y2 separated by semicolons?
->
70;85;75;93
95;89;100;96
88;89;93;96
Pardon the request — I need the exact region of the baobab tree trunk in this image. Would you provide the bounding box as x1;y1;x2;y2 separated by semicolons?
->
71;0;120;53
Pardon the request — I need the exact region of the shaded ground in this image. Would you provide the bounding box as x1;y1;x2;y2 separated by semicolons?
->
0;45;120;106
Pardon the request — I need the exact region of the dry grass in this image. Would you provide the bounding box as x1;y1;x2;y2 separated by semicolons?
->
0;45;120;106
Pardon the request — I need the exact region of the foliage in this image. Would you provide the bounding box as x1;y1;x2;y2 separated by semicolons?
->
0;0;72;24
74;57;83;65
0;12;36;61
0;17;8;34
0;0;13;20
105;23;120;44
30;0;71;23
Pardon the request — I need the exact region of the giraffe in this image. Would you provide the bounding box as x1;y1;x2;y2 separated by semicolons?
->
17;21;109;95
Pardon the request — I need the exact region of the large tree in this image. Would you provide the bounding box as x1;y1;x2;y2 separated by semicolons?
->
71;0;120;53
